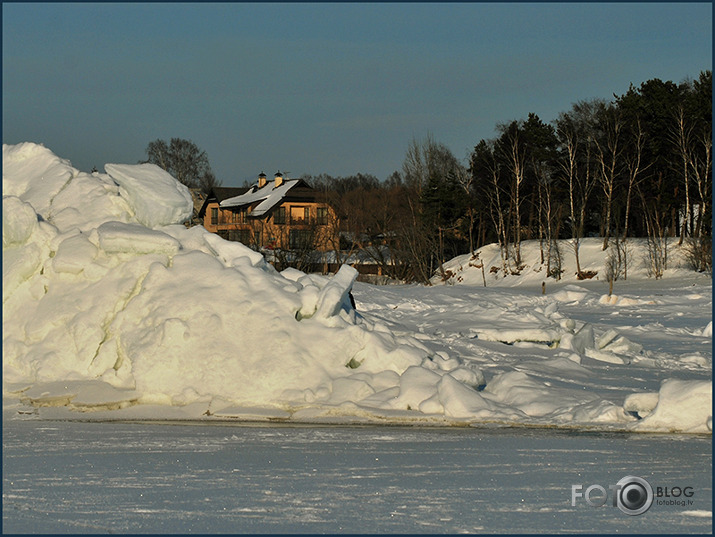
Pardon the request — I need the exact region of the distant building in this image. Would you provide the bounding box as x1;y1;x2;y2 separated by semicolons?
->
198;171;338;252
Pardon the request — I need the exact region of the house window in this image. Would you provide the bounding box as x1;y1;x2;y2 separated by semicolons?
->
229;229;252;244
274;207;286;225
211;208;218;225
254;230;262;248
290;206;309;225
289;229;313;250
316;207;328;226
239;208;248;223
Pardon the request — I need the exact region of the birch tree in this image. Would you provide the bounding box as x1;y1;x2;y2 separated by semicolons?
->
496;121;527;268
593;103;623;250
671;105;694;244
555;101;600;276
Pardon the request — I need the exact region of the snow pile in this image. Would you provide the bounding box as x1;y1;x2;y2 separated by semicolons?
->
3;143;711;434
3;143;428;413
633;379;712;433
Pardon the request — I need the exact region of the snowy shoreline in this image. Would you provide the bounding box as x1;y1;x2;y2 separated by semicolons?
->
3;143;712;434
8;415;715;438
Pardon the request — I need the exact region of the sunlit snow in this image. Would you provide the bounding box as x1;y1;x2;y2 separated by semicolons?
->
3;143;712;434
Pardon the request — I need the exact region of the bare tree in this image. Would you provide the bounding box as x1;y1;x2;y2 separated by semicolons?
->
496;121;527;267
402;136;431;194
622;116;650;243
671;105;695;244
670;104;712;243
691;130;712;238
556;114;582;274
593;103;624;250
555;101;601;277
471;140;510;273
143;138;221;194
637;183;669;279
401;135;465;280
454;165;477;254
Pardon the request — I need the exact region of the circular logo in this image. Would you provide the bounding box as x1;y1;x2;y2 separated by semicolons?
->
616;476;653;516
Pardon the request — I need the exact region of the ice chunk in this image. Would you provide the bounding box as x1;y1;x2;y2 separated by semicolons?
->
681;354;709;367
596;329;620;349
312;264;359;320
2;244;44;297
97;221;181;255
105;163;193;228
623;392;659;418
202;232;265;267
600;335;642;356
280;267;308;283
447;366;485;389
49;173;133;232
3;196;39;247
20;380;139;410
483;370;596;418
393;366;443;410
475;327;561;345
328;377;376;404
2;142;75;216
52;233;98;274
584;349;627;364
560;323;595;355
438;374;492;418
550;285;589;303
634;379;712;433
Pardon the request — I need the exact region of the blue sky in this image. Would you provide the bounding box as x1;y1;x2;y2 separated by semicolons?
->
3;3;712;187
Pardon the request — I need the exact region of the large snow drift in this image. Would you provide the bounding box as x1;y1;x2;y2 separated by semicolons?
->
3;143;424;409
3;143;712;433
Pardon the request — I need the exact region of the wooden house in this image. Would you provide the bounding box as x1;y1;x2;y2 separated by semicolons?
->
198;171;338;252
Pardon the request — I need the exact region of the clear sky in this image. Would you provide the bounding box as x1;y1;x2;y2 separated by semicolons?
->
3;3;712;187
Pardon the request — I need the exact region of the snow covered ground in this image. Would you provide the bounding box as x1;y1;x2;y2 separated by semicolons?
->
2;142;712;533
2;142;712;433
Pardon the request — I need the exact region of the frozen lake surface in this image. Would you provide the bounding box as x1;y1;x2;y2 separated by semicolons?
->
3;419;711;534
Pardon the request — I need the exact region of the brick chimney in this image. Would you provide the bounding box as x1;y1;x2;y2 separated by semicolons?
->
258;172;267;188
274;171;284;188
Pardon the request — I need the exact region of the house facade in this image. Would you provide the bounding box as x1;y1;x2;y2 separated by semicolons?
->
198;171;338;252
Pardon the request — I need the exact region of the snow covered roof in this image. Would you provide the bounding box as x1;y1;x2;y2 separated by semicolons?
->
212;186;250;202
220;178;303;217
197;186;249;218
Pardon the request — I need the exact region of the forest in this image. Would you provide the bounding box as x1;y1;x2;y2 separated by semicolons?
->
301;72;712;283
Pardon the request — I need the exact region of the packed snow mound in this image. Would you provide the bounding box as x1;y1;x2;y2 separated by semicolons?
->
0;143;435;414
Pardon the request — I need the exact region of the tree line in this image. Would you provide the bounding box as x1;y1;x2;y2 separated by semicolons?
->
144;72;711;283
305;72;712;283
